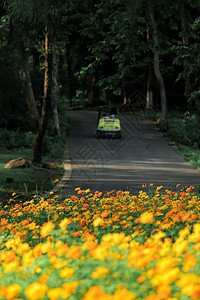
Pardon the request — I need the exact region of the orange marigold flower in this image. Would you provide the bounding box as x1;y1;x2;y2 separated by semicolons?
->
101;210;110;218
156;284;171;299
136;275;146;283
81;286;109;300
182;252;197;272
61;281;78;298
113;286;136;299
65;246;81;259
39;275;49;284
116;190;122;195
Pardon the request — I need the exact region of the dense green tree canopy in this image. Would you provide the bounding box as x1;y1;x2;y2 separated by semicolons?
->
1;0;200;160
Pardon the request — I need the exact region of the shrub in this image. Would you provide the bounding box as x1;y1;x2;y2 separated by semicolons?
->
0;129;34;150
167;112;200;148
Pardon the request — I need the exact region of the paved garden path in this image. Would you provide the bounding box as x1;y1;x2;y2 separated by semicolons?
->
62;110;200;194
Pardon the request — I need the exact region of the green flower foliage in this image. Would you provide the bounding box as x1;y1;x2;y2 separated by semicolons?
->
1;185;200;299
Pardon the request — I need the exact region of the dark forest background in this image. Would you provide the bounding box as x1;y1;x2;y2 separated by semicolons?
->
1;0;200;163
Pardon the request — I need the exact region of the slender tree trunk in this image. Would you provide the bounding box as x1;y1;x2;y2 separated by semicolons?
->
146;30;153;110
66;43;75;107
32;25;53;164
149;4;167;130
16;26;39;133
90;72;96;104
180;1;192;102
52;57;60;136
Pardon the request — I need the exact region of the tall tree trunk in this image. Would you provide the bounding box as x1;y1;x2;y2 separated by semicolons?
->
148;4;167;130
90;72;96;104
15;25;39;133
66;43;75;107
146;29;153;110
180;1;192;103
32;25;53;164
52;57;60;136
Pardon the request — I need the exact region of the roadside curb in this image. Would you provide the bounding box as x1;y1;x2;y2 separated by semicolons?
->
52;139;72;193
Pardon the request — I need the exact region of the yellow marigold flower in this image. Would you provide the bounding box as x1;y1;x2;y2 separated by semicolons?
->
25;283;48;300
41;240;53;254
140;211;154;224
40;221;55;237
90;245;109;260
61;281;78;299
152;231;166;241
32;244;42;258
176;273;198;288
112;232;126;244
5;239;15;249
188;231;200;243
156;185;163;191
53;258;69;269
22;251;34;267
172;238;188;256
113;286;136;299
59;218;71;230
93;217;103;227
159;241;171;257
47;288;62;299
60;267;74;278
156;256;177;273
92;266;110;279
179;227;190;239
2;260;19;273
151;268;179;286
16;243;30;255
6;284;21;299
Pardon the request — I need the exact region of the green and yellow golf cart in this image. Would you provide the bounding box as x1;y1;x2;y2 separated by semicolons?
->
95;106;121;139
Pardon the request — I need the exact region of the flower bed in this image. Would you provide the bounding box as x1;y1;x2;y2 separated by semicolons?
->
1;184;200;299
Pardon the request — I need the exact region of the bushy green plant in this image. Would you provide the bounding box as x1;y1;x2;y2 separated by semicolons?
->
0;129;34;150
167;112;200;148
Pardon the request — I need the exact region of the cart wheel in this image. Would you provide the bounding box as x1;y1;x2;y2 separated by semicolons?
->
117;133;122;139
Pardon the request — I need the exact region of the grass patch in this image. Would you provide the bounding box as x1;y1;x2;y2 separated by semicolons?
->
0;106;69;204
0;148;65;204
176;144;200;171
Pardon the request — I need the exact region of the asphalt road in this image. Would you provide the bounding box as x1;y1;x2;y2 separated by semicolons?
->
63;110;200;193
